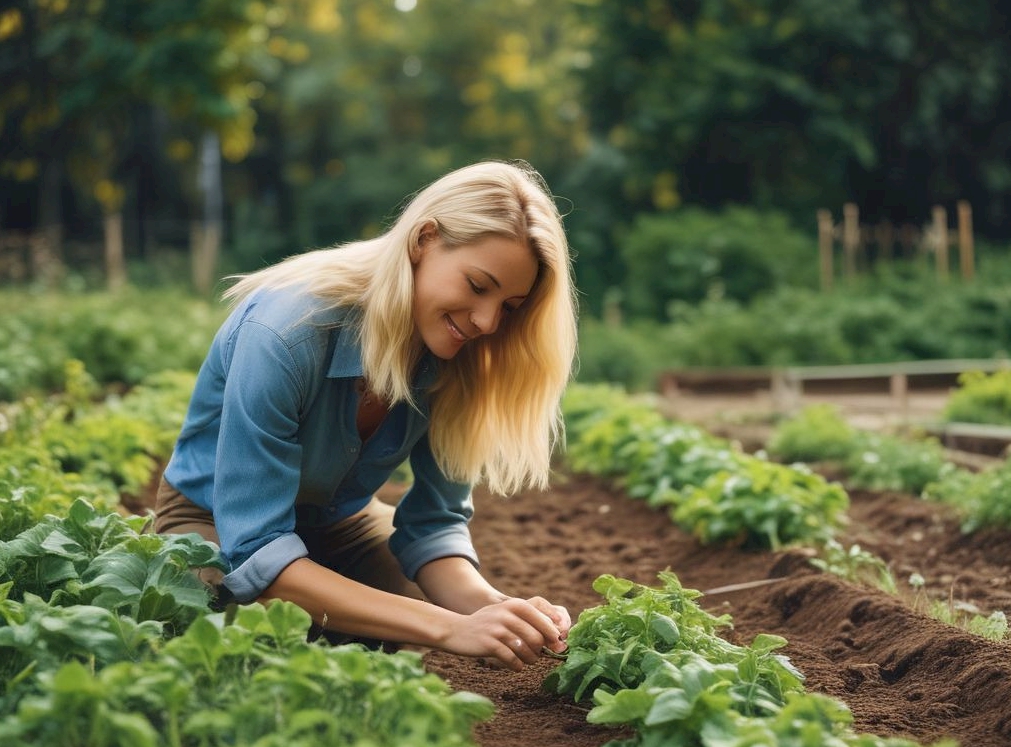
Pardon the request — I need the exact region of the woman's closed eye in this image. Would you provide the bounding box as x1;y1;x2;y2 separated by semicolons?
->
467;277;485;294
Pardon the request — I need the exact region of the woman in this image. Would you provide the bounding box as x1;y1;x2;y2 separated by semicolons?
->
155;160;578;670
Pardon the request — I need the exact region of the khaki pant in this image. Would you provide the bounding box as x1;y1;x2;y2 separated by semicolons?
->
153;476;424;642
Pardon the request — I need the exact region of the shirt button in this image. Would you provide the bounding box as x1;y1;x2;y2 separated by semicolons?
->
350;446;358;453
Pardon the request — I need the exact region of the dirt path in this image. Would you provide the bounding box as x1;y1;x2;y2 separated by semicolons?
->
423;474;1011;747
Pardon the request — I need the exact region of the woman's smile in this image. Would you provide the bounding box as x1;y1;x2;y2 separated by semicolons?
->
445;314;472;343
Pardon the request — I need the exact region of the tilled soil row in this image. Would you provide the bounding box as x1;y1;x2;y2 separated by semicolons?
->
422;474;1011;747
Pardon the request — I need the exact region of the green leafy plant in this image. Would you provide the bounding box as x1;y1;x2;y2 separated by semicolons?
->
0;364;195;539
924;458;1011;531
0;499;221;633
810;539;898;594
767;404;859;464
844;432;953;495
545;573;947;747
907;573;1009;643
673;460;849;550
563;384;851;550
0;290;223;402
943;369;1011;425
0;601;494;747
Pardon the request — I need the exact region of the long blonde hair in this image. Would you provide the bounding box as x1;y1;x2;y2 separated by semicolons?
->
224;160;578;495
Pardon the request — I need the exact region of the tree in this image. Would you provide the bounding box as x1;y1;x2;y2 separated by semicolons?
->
0;0;260;287
571;0;1011;236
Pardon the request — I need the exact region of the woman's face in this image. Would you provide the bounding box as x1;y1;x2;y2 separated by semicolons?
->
412;233;538;359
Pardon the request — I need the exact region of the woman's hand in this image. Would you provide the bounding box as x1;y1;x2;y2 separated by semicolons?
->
438;596;570;671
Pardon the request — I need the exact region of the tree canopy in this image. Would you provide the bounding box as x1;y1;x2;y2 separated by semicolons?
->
2;0;1010;313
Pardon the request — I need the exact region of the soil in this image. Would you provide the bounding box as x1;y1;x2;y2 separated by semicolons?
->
421;473;1011;747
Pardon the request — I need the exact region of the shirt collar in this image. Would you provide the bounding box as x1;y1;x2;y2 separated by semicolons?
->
327;314;440;391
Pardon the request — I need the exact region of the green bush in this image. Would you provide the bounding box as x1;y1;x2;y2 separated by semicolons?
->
925;459;1011;531
574;317;667;391
0;289;224;401
843;433;953;495
575;260;1011;376
943;369;1011;425
768;406;954;495
767;405;858;463
0;363;195;539
621;207;817;321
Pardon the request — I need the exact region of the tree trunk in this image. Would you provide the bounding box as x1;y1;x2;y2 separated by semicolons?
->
38;157;65;286
192;131;223;295
104;212;127;290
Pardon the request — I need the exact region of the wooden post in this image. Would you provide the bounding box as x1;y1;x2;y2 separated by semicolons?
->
890;373;909;432
817;209;834;291
932;205;949;280
104;212;127;291
957;200;975;280
842;203;859;279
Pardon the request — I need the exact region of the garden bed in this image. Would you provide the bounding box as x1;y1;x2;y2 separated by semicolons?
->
422;475;1011;747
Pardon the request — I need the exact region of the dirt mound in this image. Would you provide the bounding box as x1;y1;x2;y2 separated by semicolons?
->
425;475;1011;747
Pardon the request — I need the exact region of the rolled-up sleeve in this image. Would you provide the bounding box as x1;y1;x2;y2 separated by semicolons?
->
390;433;478;580
214;321;309;601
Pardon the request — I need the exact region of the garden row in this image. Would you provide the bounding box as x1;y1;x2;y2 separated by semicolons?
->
563;383;1009;636
549;381;1011;745
0;363;493;746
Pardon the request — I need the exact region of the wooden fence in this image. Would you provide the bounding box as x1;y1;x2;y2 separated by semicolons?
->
817;202;975;290
0;218;220;294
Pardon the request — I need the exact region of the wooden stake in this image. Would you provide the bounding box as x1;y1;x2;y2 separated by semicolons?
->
843;203;859;279
958;200;975;280
932;205;949;280
104;212;126;291
817;209;834;291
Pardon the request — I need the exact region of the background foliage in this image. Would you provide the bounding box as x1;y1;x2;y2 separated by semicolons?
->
4;0;1011;317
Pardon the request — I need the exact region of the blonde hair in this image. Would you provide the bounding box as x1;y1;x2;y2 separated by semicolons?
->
224;161;578;494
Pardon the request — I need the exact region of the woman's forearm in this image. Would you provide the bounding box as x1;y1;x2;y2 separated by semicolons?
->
259;557;460;647
414;556;509;613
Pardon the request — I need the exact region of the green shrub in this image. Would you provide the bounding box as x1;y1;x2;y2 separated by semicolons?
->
0;363;195;538
575;318;667;391
943;369;1011;425
0;289;223;401
844;433;953;495
620;207;817;321
767;405;858;463
924;458;1011;531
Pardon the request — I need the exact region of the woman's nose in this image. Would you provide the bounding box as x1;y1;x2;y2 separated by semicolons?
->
470;303;501;336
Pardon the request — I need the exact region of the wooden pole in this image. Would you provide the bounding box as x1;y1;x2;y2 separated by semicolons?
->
103;212;127;291
957;200;975;280
817;209;834;291
842;203;859;279
932;205;949;280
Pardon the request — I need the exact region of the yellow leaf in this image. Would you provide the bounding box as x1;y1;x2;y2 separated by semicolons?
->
166;139;194;162
0;9;23;41
652;171;681;211
94;179;125;212
308;2;342;33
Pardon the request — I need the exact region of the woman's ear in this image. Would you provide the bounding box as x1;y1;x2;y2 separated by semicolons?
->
412;220;439;264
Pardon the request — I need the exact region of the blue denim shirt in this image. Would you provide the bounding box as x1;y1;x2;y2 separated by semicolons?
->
162;286;477;602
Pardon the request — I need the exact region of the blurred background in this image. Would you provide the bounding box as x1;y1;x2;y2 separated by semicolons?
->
2;0;1011;391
